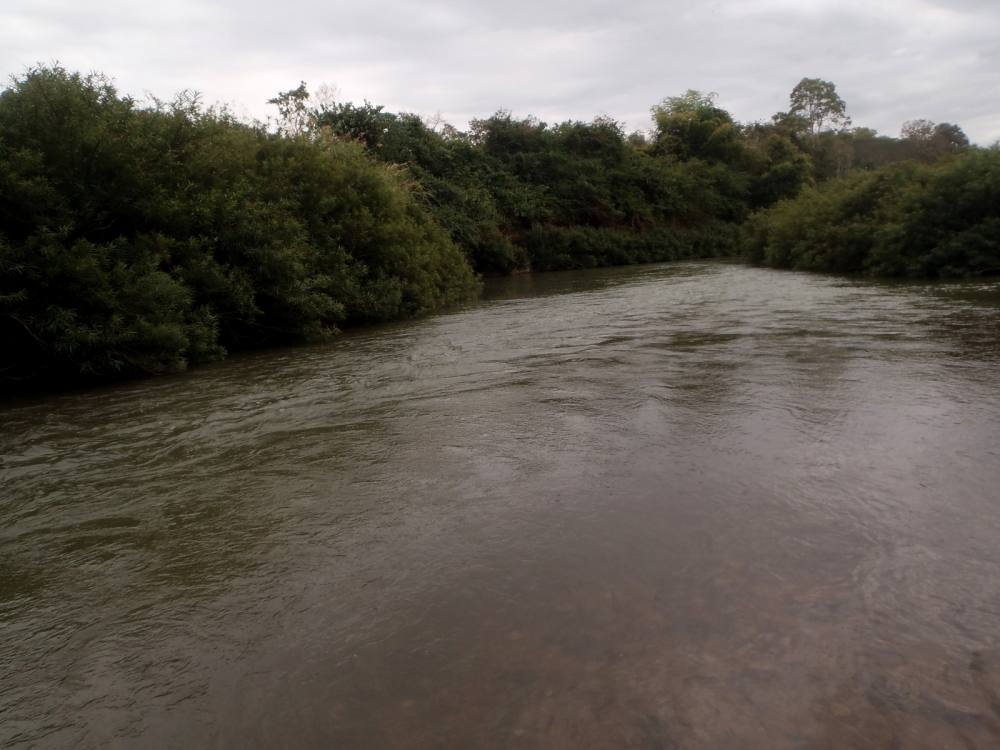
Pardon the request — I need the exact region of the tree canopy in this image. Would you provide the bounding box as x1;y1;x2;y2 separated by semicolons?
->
0;65;989;389
785;77;851;137
0;66;478;383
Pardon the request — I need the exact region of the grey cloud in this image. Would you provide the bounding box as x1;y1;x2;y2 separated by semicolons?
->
1;0;997;143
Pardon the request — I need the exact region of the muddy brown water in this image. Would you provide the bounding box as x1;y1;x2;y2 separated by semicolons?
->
3;262;1000;749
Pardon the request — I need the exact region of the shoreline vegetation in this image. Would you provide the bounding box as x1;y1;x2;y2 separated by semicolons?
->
1;66;997;386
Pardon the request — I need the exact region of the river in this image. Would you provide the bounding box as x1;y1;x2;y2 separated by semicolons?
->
2;261;1000;748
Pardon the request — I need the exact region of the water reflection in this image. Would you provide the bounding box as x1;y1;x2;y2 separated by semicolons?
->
2;262;1000;748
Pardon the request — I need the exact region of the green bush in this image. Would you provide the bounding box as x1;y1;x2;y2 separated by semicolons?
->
0;66;478;384
744;151;1000;278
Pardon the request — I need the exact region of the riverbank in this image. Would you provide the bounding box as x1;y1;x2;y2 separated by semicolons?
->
4;67;994;391
744;149;1000;278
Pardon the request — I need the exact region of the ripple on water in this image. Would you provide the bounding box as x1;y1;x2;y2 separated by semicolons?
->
2;262;1000;748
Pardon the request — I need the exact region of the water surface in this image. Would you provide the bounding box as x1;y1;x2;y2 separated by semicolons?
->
3;262;1000;748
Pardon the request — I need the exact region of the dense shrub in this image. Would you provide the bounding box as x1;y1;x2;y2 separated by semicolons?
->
744;151;1000;278
0;67;478;383
2;66;991;388
315;106;762;275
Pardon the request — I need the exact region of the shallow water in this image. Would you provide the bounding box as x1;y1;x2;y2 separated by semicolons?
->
2;262;1000;748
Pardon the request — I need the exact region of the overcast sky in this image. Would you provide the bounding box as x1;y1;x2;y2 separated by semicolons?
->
3;0;998;143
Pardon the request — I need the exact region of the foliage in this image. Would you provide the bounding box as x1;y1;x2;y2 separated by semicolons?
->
785;77;851;137
0;66;991;387
0;66;478;384
900;119;971;161
744;150;1000;278
651;90;747;164
315;93;766;280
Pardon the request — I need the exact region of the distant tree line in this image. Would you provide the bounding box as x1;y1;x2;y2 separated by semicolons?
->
743;151;1000;277
744;80;997;277
0;66;994;385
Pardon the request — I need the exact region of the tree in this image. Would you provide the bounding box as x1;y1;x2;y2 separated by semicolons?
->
901;119;970;160
651;90;745;163
314;100;395;149
749;134;814;207
901;119;936;141
788;78;851;137
268;82;312;136
770;110;812;139
0;66;481;384
931;122;970;152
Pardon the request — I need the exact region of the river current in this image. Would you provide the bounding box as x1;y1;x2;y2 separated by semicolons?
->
2;262;1000;748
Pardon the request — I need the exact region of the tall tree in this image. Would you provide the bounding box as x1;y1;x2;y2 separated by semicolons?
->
787;78;851;137
267;82;312;136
